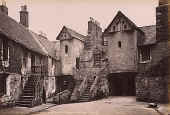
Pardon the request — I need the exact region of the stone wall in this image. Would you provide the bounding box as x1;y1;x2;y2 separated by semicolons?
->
136;43;169;103
0;74;22;104
136;1;169;103
60;38;84;75
104;30;138;73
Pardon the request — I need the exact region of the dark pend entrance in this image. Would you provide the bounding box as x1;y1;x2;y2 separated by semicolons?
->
108;73;136;96
56;75;75;93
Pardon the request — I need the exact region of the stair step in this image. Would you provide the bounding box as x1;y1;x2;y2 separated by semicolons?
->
24;88;34;90
16;103;31;107
20;96;34;98
18;98;33;101
16;100;32;104
22;93;33;95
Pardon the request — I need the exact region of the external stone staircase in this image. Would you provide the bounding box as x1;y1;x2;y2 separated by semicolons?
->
16;75;43;107
78;79;94;102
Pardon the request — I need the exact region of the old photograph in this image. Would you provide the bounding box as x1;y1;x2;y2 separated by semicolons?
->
0;0;169;114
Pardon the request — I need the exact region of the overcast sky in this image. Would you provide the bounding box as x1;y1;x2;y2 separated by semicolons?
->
4;0;158;41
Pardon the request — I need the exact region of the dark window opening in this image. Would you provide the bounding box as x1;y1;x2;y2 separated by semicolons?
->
65;45;68;54
122;21;125;24
118;41;122;48
0;76;6;96
113;26;115;31
31;54;36;66
23;52;28;70
139;47;151;62
94;53;101;67
124;25;127;29
1;39;9;61
76;57;80;69
116;21;119;25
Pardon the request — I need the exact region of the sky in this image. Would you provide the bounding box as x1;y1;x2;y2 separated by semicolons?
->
3;0;158;41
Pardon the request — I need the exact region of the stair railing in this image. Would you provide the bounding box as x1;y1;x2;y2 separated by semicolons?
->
31;65;44;107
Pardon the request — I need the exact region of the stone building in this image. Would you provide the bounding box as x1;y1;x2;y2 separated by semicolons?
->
56;26;86;95
0;4;60;107
69;0;170;103
0;0;169;107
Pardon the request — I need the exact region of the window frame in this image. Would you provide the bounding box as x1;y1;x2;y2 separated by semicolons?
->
139;46;152;63
65;45;68;54
76;57;80;69
118;41;122;48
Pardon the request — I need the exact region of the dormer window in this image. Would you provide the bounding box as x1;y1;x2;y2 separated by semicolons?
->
65;45;68;54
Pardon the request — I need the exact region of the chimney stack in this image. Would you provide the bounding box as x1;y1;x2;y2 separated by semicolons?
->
156;0;168;42
0;1;8;15
20;5;29;28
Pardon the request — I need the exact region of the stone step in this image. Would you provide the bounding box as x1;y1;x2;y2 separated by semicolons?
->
16;100;32;104
22;93;33;96
20;96;34;99
16;103;31;107
23;90;33;93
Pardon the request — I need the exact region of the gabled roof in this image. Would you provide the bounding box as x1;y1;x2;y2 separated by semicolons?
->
139;25;156;46
30;31;60;60
0;12;46;56
56;26;86;42
104;11;142;34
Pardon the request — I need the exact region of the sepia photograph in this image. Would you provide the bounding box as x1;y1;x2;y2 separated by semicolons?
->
0;0;169;114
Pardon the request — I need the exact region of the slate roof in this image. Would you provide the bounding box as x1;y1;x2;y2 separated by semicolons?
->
139;25;156;46
57;26;87;42
0;12;46;56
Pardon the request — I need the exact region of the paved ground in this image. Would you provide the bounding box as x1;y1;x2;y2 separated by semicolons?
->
32;97;169;115
0;103;56;115
0;97;169;115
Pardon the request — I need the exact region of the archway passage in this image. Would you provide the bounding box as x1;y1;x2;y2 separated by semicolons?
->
108;73;136;96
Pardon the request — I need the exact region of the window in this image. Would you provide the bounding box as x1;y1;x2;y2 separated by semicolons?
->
94;53;101;67
118;41;122;48
122;21;125;24
103;38;108;46
65;45;68;54
139;47;151;63
124;25;127;29
76;57;80;69
0;39;9;61
113;26;115;31
0;76;6;96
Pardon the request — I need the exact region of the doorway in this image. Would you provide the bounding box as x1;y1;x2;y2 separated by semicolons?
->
108;73;136;96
